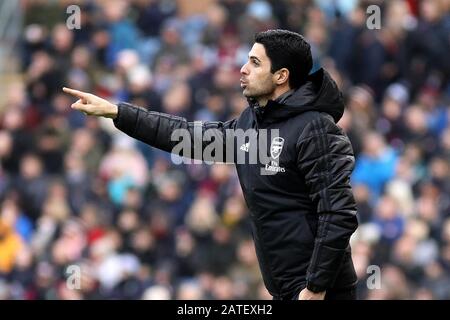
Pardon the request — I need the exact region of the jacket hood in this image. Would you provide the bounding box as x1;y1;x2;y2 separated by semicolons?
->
251;68;345;124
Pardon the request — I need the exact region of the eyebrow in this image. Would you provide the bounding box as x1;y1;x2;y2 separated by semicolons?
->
249;55;261;62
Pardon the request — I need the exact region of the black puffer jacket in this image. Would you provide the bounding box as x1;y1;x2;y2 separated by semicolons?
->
113;68;358;299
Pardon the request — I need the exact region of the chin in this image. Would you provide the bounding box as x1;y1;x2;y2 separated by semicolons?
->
242;88;253;98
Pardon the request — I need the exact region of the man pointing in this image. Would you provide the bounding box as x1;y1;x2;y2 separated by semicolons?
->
64;29;359;300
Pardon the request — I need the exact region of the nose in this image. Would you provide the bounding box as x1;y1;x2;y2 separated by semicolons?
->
240;62;249;75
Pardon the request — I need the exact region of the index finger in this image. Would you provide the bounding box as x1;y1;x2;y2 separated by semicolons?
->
63;87;88;99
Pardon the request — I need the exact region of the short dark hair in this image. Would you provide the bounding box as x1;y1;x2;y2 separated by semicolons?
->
254;29;312;89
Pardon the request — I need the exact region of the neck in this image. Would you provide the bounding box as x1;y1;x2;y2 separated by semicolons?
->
256;85;291;107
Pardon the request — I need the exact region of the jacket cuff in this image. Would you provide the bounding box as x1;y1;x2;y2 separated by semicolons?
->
113;102;139;134
306;281;327;293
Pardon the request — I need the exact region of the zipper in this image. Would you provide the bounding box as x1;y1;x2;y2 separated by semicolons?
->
254;106;265;125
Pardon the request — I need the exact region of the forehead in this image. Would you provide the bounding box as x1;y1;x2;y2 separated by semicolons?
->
248;43;268;61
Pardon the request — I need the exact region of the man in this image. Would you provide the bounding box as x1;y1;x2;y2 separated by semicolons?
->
63;29;358;300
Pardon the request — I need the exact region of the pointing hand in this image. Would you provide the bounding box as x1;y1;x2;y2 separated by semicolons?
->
62;87;118;119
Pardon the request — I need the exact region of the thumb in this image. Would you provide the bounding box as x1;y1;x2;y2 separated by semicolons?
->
71;100;92;113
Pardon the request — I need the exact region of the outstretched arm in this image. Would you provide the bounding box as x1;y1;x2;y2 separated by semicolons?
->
63;87;237;163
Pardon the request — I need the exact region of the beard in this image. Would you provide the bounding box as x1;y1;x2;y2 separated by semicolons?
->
242;80;276;100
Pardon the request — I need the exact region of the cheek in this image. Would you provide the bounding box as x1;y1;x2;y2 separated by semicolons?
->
252;71;271;85
258;73;275;89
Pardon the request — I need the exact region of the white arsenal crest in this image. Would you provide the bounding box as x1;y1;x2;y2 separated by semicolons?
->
270;137;284;159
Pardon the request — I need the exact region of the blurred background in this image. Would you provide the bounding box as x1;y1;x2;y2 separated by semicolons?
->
0;0;449;300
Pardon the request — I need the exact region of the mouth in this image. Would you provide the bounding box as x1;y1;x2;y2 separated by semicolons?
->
240;79;248;88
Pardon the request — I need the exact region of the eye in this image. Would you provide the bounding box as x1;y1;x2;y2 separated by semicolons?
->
252;59;260;66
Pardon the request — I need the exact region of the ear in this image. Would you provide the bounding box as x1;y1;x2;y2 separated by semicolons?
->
274;68;289;86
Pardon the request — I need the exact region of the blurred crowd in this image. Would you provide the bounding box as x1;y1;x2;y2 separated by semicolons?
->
0;0;449;300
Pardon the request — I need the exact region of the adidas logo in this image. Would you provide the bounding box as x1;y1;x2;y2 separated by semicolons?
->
240;142;250;152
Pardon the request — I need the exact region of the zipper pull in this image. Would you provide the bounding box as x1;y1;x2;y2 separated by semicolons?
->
254;106;265;121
